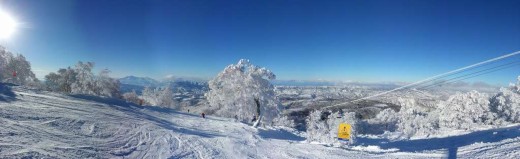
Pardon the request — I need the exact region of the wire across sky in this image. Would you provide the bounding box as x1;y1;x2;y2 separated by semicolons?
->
321;50;520;109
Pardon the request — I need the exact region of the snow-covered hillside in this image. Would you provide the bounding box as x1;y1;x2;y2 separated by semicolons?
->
0;85;519;158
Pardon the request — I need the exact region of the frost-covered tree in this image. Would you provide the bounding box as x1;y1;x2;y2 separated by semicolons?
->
44;72;61;91
438;91;497;130
356;76;520;139
0;46;38;85
306;110;331;143
140;86;177;108
206;59;281;125
123;90;141;105
374;108;399;127
395;97;431;115
373;90;510;139
142;86;159;105
382;97;440;138
71;61;96;95
7;54;38;85
366;97;440;139
306;110;357;145
140;86;156;105
157;85;176;108
397;113;439;139
359;108;399;135
45;61;120;97
490;76;520;123
95;69;121;98
45;67;77;93
0;46;14;81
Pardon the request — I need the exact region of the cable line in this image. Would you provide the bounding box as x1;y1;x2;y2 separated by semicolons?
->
422;62;520;90
320;50;520;110
418;60;520;90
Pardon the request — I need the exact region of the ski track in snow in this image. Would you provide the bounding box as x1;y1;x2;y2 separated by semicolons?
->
0;88;519;158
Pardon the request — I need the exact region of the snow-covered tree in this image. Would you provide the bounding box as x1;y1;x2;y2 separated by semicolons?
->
60;68;77;92
7;54;38;85
489;76;520;123
45;61;120;98
394;97;431;115
140;86;156;105
44;72;61;91
0;46;14;81
142;86;159;105
306;110;330;143
438;91;497;130
359;108;399;135
71;61;96;95
140;86;177;108
206;59;281;125
95;69;121;98
0;46;38;85
123;90;141;105
395;112;439;139
157;85;176;108
374;89;512;139
374;108;399;127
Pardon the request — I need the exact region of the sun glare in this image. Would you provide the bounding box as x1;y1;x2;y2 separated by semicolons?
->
0;10;17;39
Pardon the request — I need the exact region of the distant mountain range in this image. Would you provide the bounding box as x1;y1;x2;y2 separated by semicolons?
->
119;76;161;87
119;76;500;94
118;76;209;94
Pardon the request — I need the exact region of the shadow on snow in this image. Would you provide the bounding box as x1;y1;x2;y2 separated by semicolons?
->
257;128;305;141
0;83;17;102
356;125;520;158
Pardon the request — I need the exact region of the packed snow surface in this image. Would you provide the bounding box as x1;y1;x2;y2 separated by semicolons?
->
0;87;519;158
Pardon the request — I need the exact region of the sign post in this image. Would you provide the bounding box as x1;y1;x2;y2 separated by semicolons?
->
337;123;351;141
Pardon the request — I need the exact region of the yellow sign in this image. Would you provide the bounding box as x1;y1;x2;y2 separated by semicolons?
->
337;123;351;140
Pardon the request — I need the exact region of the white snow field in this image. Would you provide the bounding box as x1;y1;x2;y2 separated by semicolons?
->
0;86;519;158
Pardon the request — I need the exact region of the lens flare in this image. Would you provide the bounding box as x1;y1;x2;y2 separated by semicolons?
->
0;10;17;39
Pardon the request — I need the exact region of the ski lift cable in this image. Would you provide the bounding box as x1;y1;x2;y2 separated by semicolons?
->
404;55;517;89
350;50;520;102
418;60;520;90
399;54;520;90
320;50;520;110
423;62;520;89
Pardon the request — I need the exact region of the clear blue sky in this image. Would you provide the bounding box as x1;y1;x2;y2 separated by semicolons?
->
1;0;519;85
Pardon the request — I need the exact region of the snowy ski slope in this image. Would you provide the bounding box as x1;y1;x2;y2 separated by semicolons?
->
0;86;519;158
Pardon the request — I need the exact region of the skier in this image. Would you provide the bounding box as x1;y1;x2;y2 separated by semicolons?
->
201;112;206;118
188;109;190;113
251;115;257;122
11;71;17;85
234;115;238;121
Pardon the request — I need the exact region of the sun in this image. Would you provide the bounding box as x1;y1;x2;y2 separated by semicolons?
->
0;10;17;39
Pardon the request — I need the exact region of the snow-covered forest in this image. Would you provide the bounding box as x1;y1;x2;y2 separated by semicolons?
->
44;61;121;98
